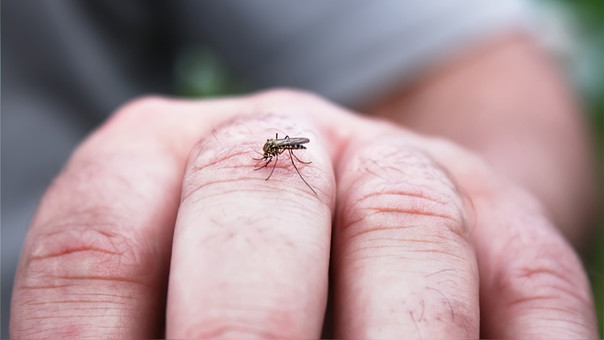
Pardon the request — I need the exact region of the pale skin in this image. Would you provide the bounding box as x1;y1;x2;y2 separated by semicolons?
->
10;34;599;338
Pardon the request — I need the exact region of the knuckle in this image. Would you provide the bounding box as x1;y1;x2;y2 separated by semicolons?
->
493;216;593;310
181;117;328;202
11;219;158;338
339;144;469;244
343;185;466;238
20;220;153;289
340;185;471;267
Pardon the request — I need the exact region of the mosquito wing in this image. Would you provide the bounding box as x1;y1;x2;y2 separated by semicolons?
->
274;137;310;147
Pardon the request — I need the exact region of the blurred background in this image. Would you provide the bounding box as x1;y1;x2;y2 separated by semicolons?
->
2;0;602;337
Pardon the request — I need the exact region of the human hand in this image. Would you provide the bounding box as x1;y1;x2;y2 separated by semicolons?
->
10;90;597;338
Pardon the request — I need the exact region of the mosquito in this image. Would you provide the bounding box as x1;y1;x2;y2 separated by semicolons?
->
254;133;317;195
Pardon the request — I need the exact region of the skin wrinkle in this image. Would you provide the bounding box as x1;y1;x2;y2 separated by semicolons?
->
70;292;135;300
507;314;593;338
27;300;130;306
31;208;133;241
13;301;136;338
345;244;468;264
336;144;469;245
17;224;162;337
185;322;282;339
502;271;593;309
343;254;414;263
18;285;73;290
340;201;466;242
29;247;124;260
338;171;470;265
15;282;160;337
22;314;128;320
182;171;322;202
25;224;142;269
365;206;460;225
489;223;593;309
530;313;593;326
340;183;460;217
32;227;125;263
344;227;443;244
342;227;469;260
18;278;149;301
506;295;586;310
18;327;68;338
350;189;452;207
49;276;150;287
359;235;445;245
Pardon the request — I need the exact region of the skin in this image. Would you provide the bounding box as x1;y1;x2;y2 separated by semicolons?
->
10;90;598;338
370;33;599;249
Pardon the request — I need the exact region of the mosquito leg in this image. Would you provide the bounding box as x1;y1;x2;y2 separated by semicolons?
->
266;153;278;180
291;150;312;164
251;147;264;160
255;156;272;170
288;149;317;195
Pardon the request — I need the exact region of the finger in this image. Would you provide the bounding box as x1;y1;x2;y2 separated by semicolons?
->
474;187;598;338
166;115;336;338
9;97;233;338
331;132;480;338
422;141;599;338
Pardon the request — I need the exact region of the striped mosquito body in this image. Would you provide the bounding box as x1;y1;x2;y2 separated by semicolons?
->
254;133;317;195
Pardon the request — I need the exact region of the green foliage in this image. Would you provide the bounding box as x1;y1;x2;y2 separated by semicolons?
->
173;46;249;98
